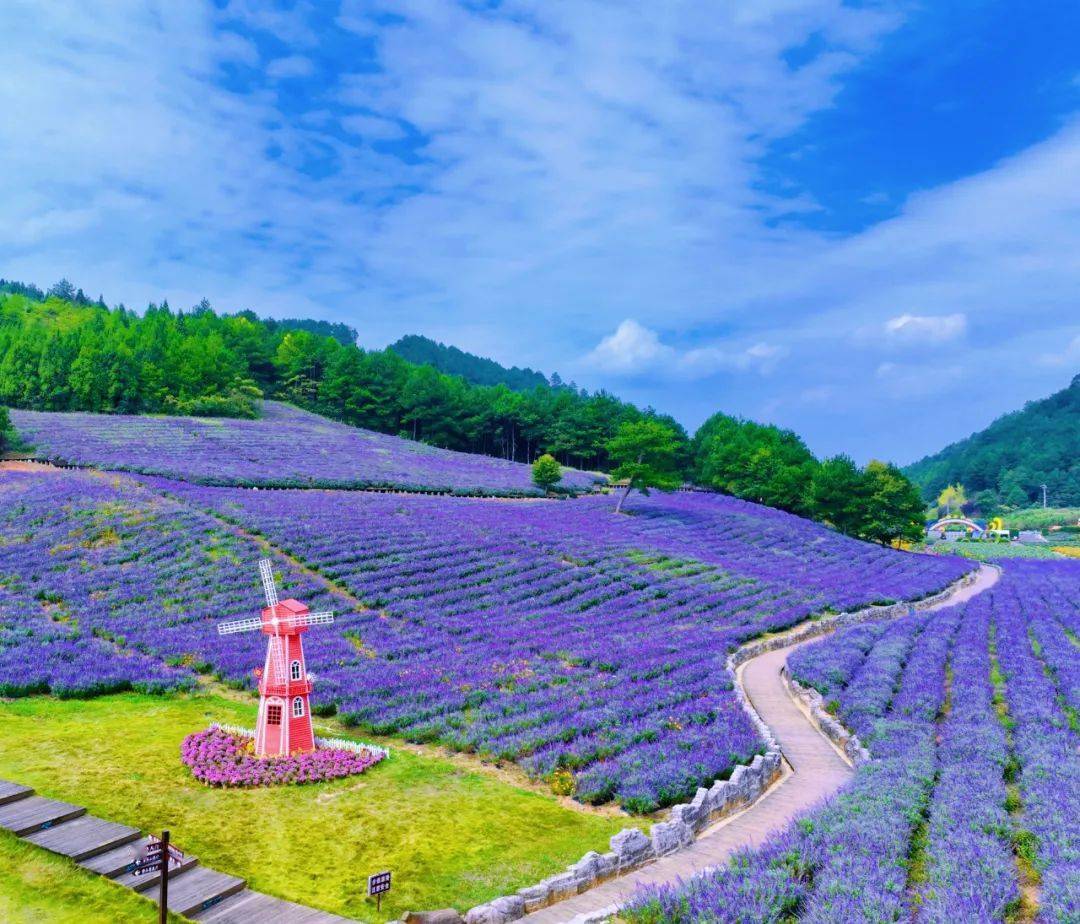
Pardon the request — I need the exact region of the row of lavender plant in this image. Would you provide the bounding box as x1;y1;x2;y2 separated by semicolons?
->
0;472;332;696
0;584;190;697
991;564;1080;921
10;401;599;495
917;594;1017;920
626;592;963;922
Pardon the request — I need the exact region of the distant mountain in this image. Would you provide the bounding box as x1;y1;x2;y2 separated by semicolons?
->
389;334;551;391
904;373;1080;507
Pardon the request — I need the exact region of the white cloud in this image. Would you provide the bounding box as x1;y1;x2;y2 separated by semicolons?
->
266;55;314;80
339;112;405;141
884;312;967;344
585;321;785;378
681;341;788;376
1038;333;1080;366
586;320;673;373
875;361;962;398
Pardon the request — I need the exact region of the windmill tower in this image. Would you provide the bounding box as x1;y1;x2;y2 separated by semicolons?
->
218;560;334;757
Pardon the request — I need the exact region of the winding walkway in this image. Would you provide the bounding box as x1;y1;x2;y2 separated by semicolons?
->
523;564;999;924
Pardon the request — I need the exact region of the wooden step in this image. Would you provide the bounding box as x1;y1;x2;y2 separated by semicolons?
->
0;780;34;806
164;865;246;918
0;796;86;836
24;813;140;862
79;835;156;878
119;852;199;892
192;888;353;923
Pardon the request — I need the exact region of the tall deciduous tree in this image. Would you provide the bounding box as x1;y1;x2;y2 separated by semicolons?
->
860;460;927;545
936;483;967;517
607;419;682;514
809;454;867;536
693;412;816;515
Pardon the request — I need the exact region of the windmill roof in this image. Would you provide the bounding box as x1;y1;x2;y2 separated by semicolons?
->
262;598;309;617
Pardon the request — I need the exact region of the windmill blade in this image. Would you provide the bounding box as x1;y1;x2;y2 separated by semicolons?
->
289;611;335;628
217;615;265;635
258;559;279;608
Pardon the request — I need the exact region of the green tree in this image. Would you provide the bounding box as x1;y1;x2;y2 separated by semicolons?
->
606;419;682;514
808;454;867;536
998;469;1029;508
531;453;562;492
693;412;817;515
859;460;926;545
972;489;1000;517
936;483;967;517
0;404;11;452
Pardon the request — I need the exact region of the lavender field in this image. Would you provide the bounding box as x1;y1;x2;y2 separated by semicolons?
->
0;466;967;812
9;401;600;495
628;560;1080;922
0;467;967;812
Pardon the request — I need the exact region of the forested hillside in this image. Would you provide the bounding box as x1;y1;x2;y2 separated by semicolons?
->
0;279;682;470
905;373;1080;507
390;334;550;391
0;276;932;543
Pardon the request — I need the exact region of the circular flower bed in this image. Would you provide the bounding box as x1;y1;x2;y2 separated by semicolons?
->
181;726;386;787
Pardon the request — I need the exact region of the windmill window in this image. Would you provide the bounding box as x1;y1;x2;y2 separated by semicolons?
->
290;660;302;681
292;697;304;718
266;704;282;725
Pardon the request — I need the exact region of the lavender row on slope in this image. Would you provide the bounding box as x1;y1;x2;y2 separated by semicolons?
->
918;596;1017;921
992;566;1080;922
799;603;962;922
787;622;888;700
0;580;191;698
10;401;599;495
0;471;335;698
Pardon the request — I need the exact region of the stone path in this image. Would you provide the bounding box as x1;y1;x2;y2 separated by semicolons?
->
0;782;353;922
522;564;999;923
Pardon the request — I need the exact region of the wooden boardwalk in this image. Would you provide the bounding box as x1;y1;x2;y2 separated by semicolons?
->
0;782;356;922
522;565;999;923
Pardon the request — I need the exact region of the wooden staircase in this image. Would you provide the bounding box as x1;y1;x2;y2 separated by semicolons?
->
0;779;352;922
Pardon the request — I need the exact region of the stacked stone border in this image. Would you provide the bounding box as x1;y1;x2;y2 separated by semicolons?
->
783;673;870;766
458;566;979;924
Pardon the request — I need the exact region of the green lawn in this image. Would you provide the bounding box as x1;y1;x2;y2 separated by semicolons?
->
923;541;1063;560
0;692;632;921
0;827;186;923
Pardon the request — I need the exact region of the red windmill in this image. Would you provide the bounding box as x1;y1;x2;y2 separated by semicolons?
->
217;559;334;757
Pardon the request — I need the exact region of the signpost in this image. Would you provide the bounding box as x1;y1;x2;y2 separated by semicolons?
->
133;831;184;924
368;870;392;913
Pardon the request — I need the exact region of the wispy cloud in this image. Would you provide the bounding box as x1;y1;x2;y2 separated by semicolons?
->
884;313;967;344
1;0;1079;465
266;55;315;81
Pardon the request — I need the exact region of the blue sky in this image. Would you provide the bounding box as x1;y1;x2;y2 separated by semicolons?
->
2;1;1079;464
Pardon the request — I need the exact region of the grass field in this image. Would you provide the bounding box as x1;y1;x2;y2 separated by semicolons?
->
921;541;1064;560
1001;507;1080;531
0;828;186;923
0;692;635;921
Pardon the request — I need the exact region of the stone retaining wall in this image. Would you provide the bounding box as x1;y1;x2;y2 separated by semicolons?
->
458;568;978;924
783;672;871;765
